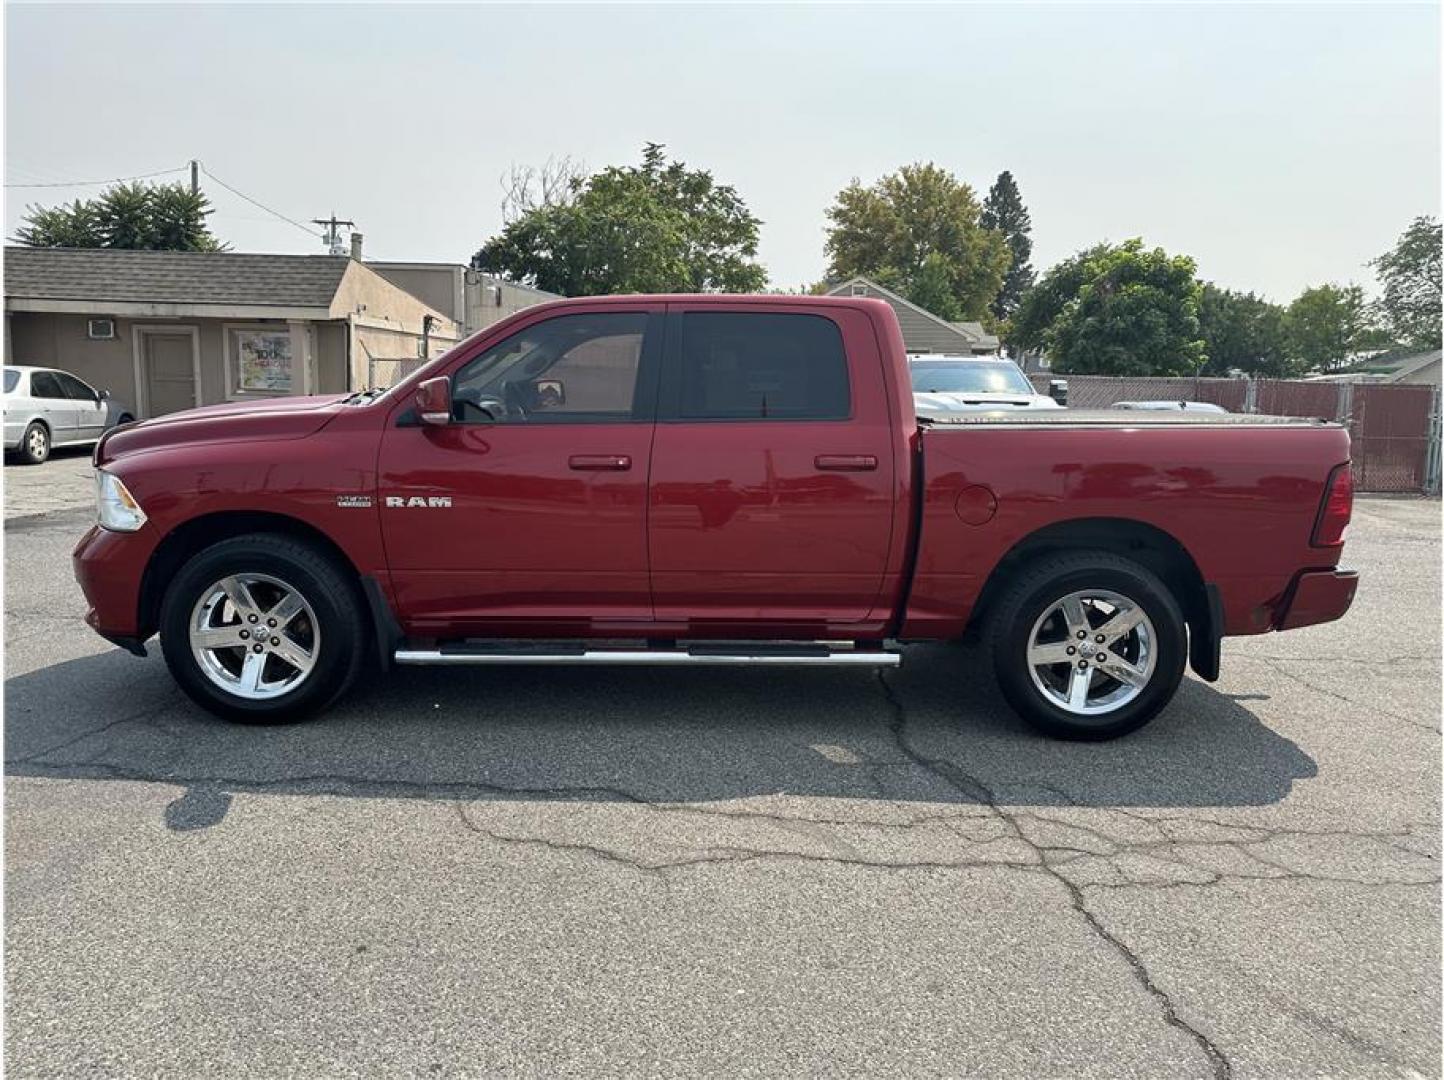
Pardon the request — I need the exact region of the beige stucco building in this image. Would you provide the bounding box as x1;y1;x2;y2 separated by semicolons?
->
3;247;461;417
367;260;558;338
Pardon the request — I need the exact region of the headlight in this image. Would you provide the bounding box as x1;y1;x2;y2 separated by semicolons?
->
95;470;147;532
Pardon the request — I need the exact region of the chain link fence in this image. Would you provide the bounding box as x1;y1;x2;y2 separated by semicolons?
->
1027;373;1441;494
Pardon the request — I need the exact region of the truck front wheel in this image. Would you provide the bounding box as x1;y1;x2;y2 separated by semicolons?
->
988;551;1187;740
159;533;367;723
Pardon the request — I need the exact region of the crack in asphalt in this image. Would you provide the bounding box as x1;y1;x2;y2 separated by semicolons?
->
871;670;1236;1080
1254;658;1442;734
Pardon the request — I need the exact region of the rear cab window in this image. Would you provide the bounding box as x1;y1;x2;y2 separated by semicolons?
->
3;369;19;394
662;311;851;421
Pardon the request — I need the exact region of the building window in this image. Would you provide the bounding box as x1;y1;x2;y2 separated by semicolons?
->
850;283;868;297
230;328;293;393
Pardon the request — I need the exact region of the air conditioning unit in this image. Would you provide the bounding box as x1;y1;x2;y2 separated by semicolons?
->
87;318;116;340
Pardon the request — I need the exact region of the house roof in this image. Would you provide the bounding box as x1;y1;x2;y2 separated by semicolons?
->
3;247;352;308
824;276;998;353
1383;349;1441;382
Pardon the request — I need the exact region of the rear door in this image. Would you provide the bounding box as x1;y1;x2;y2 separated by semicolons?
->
647;303;899;631
26;371;76;443
378;305;664;634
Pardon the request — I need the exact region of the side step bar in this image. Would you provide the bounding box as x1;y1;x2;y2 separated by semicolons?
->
394;643;900;668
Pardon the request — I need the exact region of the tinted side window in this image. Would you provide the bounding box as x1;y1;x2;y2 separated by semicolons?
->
452;313;649;424
55;372;96;400
3;369;19;394
674;313;850;421
29;372;66;399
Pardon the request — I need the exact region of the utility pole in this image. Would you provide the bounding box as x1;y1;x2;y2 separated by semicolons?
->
190;160;199;195
311;213;356;257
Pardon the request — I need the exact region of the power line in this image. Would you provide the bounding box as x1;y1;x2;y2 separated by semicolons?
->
198;164;324;240
3;165;189;189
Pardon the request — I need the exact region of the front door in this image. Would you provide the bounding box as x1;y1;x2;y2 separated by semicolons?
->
647;304;900;632
142;332;196;416
377;305;663;635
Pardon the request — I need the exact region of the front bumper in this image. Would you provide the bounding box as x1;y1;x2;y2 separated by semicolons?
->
1276;568;1359;631
73;524;154;642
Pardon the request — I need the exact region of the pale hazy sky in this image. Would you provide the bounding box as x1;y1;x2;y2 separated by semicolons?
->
5;3;1439;302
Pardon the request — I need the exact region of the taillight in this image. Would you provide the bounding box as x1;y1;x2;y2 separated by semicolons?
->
1312;463;1353;547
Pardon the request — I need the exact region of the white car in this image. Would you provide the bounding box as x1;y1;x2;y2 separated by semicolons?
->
3;365;135;465
909;355;1063;415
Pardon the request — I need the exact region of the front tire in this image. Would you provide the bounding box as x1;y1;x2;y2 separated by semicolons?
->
159;533;367;723
988;551;1187;740
18;422;49;464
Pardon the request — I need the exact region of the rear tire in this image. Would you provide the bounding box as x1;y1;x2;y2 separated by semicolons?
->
159;533;367;724
18;422;49;464
988;550;1187;740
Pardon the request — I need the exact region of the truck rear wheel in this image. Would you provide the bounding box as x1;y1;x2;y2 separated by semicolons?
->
988;550;1187;740
159;533;367;723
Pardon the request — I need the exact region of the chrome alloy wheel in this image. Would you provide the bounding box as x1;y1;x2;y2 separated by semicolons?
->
1026;588;1157;716
189;573;320;700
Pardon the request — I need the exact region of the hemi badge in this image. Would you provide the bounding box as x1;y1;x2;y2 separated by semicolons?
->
336;495;373;508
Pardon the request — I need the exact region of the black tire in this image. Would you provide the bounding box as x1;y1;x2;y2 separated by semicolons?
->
116;413;135;426
18;421;49;464
987;550;1187;741
159;533;367;724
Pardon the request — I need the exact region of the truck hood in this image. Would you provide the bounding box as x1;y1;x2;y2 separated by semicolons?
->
914;391;1063;414
96;393;349;465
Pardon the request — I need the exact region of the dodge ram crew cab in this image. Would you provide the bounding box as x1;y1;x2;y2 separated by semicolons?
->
74;295;1358;739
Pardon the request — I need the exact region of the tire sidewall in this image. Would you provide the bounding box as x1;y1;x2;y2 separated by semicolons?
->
21;422;48;465
160;539;363;723
993;560;1186;740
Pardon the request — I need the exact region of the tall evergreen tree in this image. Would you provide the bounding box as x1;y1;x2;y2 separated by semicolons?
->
980;171;1035;320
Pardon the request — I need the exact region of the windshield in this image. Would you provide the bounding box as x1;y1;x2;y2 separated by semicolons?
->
910;360;1033;395
3;369;19;394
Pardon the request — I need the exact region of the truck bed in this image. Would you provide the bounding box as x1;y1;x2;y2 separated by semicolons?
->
916;409;1338;428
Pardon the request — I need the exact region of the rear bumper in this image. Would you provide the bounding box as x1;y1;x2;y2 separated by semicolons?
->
1276;568;1359;631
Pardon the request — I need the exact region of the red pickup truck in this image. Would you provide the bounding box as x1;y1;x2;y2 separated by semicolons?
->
74;295;1357;739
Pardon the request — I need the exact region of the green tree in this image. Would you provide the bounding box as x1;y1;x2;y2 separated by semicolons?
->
1012;240;1205;375
1370;216;1442;350
1284;284;1375;373
979;171;1034;320
1197;284;1293;376
1009;242;1111;354
905;252;964;322
824;162;1009;321
473;143;766;295
14;181;224;251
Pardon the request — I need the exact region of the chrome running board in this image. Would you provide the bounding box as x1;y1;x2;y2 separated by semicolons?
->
394;643;900;667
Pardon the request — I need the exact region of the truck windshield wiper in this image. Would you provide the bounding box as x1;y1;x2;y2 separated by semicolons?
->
341;388;386;405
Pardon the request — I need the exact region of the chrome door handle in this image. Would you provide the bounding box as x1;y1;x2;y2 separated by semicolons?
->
568;454;632;471
814;454;878;472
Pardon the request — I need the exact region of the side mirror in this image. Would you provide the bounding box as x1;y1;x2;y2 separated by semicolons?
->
415;376;452;425
535;378;566;408
1048;379;1069;406
96;388;110;402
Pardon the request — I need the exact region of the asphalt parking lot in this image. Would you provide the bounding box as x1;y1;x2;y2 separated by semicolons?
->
4;454;1440;1078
